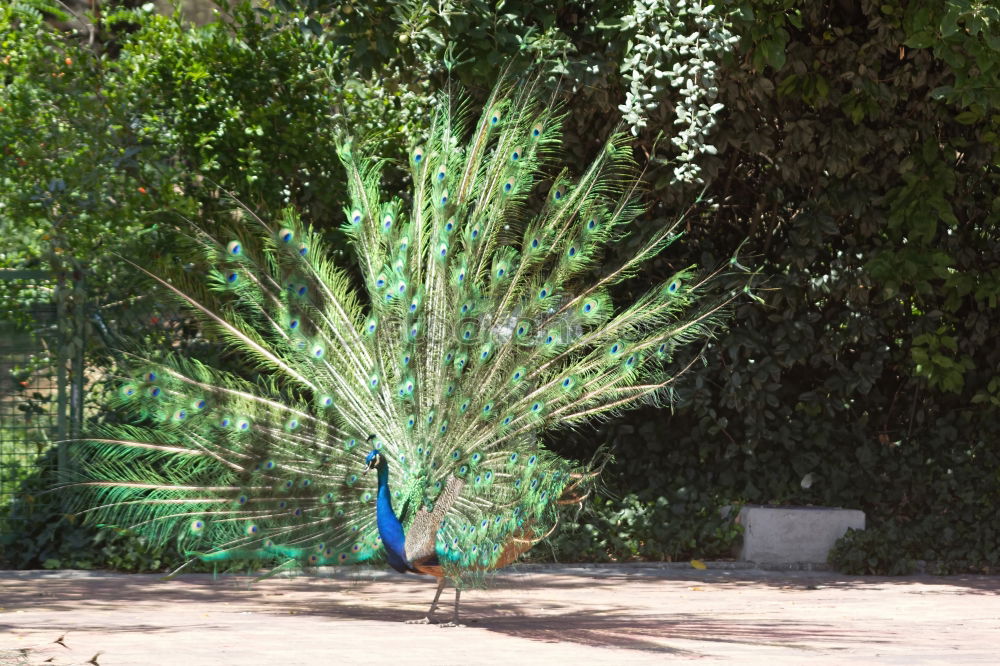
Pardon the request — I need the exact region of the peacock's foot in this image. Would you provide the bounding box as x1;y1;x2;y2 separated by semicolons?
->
405;616;435;625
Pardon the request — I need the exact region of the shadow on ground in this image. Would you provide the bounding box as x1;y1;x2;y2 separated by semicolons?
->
0;568;927;656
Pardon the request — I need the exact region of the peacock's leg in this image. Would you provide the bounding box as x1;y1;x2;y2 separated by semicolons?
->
406;577;446;624
438;588;464;628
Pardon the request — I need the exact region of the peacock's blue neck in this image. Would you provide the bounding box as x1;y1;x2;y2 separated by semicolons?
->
374;461;410;573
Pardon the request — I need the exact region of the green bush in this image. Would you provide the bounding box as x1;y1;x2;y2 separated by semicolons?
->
542;495;742;563
1;449;168;570
827;527;917;576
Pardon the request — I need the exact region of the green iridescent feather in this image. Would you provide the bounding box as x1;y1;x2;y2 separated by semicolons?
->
67;79;744;579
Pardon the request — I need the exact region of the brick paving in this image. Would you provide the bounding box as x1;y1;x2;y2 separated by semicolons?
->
1;565;998;664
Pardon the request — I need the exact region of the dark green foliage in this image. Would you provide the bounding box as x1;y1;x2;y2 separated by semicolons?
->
827;528;917;576
542;494;742;563
0;449;172;571
645;1;1000;572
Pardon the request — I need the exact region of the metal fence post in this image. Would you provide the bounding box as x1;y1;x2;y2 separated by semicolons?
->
55;270;69;475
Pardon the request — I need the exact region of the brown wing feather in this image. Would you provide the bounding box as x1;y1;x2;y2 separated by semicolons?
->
410;562;445;578
404;476;465;564
405;475;584;575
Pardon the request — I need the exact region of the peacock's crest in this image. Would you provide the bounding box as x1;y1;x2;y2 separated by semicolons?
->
70;79;741;581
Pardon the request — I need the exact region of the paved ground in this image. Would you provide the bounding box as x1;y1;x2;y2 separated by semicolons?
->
1;565;998;665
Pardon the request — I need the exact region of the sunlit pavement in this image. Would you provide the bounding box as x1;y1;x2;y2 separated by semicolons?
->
2;565;998;664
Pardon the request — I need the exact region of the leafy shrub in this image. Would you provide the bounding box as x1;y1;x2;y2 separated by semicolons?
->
542;494;742;563
828;527;917;576
0;449;170;570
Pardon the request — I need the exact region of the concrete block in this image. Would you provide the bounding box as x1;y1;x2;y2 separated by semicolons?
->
736;505;866;564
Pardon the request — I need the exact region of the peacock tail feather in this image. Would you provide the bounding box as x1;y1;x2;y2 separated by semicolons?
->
68;79;740;580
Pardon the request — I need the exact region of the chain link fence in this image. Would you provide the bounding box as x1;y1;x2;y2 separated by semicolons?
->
0;270;71;534
0;265;196;546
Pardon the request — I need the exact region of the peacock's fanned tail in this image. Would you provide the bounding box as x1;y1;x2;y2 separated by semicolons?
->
69;80;737;578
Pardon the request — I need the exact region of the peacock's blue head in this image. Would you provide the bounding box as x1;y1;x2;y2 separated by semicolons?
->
363;447;382;475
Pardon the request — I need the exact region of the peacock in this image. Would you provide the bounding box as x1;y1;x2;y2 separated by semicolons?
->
68;79;740;625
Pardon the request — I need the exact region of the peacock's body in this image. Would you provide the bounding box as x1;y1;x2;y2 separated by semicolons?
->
71;80;735;623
